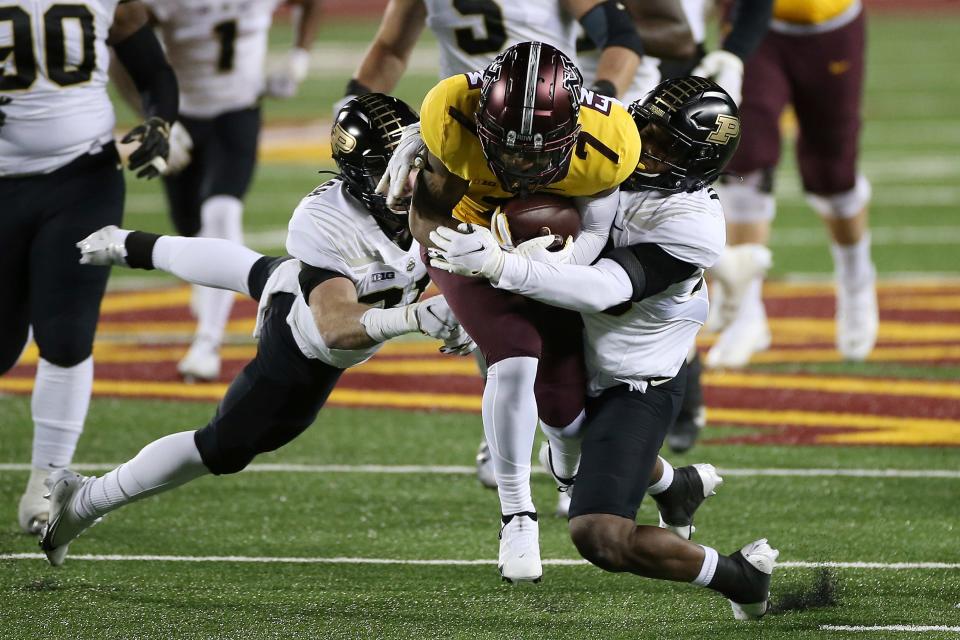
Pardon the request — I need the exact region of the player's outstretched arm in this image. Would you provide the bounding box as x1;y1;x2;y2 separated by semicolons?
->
409;151;469;249
303;271;472;352
567;188;620;266
567;0;646;97
109;1;178;179
348;0;427;97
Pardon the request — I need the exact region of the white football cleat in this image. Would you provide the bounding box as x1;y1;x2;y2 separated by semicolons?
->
498;513;542;583
729;538;779;621
538;442;575;518
835;272;878;361
39;469;100;567
178;339;221;382
475;439;498;490
654;463;723;540
705;308;771;369
76;225;130;266
707;244;773;334
18;469;51;535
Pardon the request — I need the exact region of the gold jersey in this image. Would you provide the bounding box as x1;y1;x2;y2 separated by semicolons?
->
420;71;642;225
773;0;856;25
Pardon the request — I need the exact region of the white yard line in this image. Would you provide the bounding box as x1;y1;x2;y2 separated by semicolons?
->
820;625;960;633
1;553;958;570
0;463;957;478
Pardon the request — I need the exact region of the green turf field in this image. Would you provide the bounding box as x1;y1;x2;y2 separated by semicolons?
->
3;12;960;640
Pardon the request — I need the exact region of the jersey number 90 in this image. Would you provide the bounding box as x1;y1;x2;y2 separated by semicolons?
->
0;5;96;91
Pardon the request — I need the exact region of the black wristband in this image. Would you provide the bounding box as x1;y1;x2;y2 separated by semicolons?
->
345;78;372;96
125;231;161;270
589;79;618;98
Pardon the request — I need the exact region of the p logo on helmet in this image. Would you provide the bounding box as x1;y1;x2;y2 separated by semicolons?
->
707;114;740;145
332;123;357;154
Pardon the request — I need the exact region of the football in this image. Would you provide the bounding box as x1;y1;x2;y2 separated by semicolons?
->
502;194;581;247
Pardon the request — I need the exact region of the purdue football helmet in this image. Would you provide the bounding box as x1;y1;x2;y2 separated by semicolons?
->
476;42;583;195
331;93;419;240
625;76;741;194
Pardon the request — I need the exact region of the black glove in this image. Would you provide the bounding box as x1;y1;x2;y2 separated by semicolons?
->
0;96;11;132
122;116;171;179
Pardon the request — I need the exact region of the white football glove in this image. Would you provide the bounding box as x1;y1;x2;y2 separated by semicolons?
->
265;48;310;99
692;50;744;105
162;121;193;175
513;234;575;265
414;294;462;342
428;223;504;280
440;324;477;356
375;122;425;211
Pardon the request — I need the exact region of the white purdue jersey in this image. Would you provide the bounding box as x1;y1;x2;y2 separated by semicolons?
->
0;0;119;176
261;179;428;369
424;0;579;79
143;0;279;118
583;188;725;394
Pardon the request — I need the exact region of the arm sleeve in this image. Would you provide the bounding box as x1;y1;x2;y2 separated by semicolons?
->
112;25;178;123
722;0;774;60
494;254;633;313
569;190;620;265
579;1;645;58
298;262;350;300
603;243;699;302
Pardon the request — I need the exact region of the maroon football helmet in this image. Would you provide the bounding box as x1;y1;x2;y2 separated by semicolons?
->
476;42;583;195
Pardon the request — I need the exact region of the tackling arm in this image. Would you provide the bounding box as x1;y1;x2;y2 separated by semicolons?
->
409;151;470;249
304;274;383;350
568;188;620;265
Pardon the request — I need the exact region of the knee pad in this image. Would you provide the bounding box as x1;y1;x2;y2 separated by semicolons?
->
194;422;255;475
805;174;871;219
715;169;776;224
200;195;244;243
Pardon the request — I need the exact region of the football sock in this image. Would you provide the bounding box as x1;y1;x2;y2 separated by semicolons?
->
31;356;92;471
73;431;208;520
692;545;719;586
484;357;539;515
646;456;674;495
151;236;261;296
539;410;583;482
831;232;875;292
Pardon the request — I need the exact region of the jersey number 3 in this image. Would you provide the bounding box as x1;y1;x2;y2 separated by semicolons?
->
0;5;96;91
453;0;505;55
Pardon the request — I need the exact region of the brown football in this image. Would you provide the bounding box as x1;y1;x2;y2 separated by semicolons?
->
502;194;581;247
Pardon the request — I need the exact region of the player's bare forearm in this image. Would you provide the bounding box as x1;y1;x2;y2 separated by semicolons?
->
595;47;641;98
308;278;379;350
410;153;468;249
625;0;696;60
288;0;324;50
354;0;427;92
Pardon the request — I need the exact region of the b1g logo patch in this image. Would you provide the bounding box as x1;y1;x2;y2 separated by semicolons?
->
706;114;741;144
332;123;357;154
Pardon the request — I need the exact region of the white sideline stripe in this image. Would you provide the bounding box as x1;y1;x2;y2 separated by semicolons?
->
821;625;960;633
0;463;957;478
2;553;958;570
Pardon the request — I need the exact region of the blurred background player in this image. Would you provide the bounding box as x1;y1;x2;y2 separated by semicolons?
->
335;0;648;111
1;0;178;534
43;94;474;566
113;0;323;381
707;0;876;371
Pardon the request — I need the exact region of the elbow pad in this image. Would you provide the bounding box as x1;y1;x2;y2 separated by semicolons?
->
579;1;645;58
604;243;698;302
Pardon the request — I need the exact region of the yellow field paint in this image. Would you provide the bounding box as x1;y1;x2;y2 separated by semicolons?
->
97;319;257;335
351;359;480;375
100;288;195;313
748;344;960;364
709;408;960;446
327;388;480;411
706;371;960;400
767;318;960;341
879;295;960;311
762;279;960;299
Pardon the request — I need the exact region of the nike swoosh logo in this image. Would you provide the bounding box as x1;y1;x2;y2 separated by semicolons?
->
461;246;486;256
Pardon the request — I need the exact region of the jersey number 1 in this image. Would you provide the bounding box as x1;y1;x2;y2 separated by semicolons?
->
453;0;506;55
0;5;96;91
